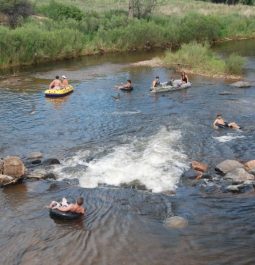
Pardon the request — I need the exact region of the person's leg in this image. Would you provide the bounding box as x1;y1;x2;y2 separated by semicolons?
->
228;122;240;129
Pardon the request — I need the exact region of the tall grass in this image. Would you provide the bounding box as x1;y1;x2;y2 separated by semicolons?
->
0;1;254;69
163;42;245;76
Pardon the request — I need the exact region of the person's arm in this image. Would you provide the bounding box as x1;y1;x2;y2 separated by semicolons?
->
49;81;54;89
186;75;189;83
152;80;156;88
213;119;217;127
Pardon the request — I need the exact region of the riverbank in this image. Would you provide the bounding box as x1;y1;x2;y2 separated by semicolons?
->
0;0;255;70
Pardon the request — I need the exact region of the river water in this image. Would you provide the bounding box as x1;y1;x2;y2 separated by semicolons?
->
0;40;255;265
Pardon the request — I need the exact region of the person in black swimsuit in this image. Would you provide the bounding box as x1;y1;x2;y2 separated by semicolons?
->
181;72;188;84
213;114;240;129
152;76;161;88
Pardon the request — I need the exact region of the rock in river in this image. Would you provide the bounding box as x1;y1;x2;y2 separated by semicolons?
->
3;156;25;178
165;216;188;229
215;160;243;175
244;160;255;172
191;161;208;173
42;158;60;166
230;81;251;88
224;168;254;184
28;152;43;160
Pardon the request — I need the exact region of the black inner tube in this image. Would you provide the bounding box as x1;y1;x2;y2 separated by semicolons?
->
49;208;83;220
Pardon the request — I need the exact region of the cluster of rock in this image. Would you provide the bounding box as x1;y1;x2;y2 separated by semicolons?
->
182;159;255;193
0;152;60;187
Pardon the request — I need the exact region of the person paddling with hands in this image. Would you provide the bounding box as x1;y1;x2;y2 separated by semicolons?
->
49;75;62;90
48;197;85;214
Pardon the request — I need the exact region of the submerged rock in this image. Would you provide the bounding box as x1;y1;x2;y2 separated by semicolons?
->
226;183;254;193
224;168;254;184
165;216;188;229
3;156;25;178
182;168;201;179
215;160;243;175
230;81;251;88
42;158;60;166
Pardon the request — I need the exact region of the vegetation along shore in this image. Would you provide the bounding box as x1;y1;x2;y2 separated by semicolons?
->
0;0;254;76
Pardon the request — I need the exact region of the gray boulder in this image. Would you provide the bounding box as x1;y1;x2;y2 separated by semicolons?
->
165;216;188;229
28;152;43;160
230;81;251;88
215;160;243;175
226;183;254;193
3;156;25;178
224;168;254;184
182;168;200;179
26;169;56;180
42;158;60;166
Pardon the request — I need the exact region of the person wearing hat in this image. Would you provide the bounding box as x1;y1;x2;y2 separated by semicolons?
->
213;113;240;129
61;75;69;88
152;76;160;88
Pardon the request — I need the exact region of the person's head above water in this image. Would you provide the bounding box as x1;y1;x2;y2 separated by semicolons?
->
216;113;223;118
76;197;84;206
127;79;131;83
156;76;159;79
56;75;59;79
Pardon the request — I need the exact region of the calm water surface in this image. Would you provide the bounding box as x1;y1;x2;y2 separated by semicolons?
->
0;40;255;265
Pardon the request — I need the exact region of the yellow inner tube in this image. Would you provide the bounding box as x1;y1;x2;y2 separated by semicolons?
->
45;85;74;95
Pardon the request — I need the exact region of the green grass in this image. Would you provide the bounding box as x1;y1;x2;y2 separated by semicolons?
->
163;42;245;76
0;0;254;69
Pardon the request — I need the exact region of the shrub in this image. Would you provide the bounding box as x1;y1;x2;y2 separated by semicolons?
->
38;1;84;21
225;53;245;74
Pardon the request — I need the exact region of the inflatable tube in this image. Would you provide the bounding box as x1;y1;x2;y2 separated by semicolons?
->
151;81;191;93
45;85;74;98
120;87;133;92
49;208;82;220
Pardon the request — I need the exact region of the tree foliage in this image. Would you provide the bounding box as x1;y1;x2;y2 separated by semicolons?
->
128;0;157;19
0;0;33;28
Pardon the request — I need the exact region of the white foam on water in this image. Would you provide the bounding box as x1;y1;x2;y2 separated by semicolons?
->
213;133;245;143
111;110;141;115
54;127;188;192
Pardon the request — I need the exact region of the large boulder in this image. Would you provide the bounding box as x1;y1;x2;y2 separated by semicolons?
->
224;168;254;184
230;81;251;88
244;160;255;171
0;174;15;186
215;160;243;175
3;156;25;178
165;216;188;229
191;161;208;173
42;158;60;166
182;168;201;179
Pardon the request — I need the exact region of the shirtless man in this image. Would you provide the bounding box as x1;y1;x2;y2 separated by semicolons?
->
61;75;69;88
55;197;85;214
152;76;160;88
118;80;133;91
213;114;240;129
49;75;62;89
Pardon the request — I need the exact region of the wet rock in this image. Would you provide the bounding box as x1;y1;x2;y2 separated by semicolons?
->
215;160;243;175
182;168;201;179
165;216;188;229
191;161;208;173
219;91;236;95
0;159;3;174
0;174;15;186
230;81;251;88
26;169;56;180
121;180;147;190
3;156;25;178
28;152;43;160
42;158;60;166
244;160;255;171
224;168;254;184
226;183;254;193
31;159;42;165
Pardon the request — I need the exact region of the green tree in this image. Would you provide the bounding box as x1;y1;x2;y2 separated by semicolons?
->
0;0;33;28
128;0;157;19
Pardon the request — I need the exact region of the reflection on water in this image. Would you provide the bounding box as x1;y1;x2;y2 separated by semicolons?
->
0;41;255;265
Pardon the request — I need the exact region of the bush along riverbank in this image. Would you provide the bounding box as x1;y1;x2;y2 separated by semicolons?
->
163;42;246;78
0;1;255;69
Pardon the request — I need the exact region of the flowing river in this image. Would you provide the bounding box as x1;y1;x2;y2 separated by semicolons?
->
0;40;255;265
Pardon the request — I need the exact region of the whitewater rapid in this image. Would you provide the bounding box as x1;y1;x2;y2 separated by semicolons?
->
53;127;188;192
